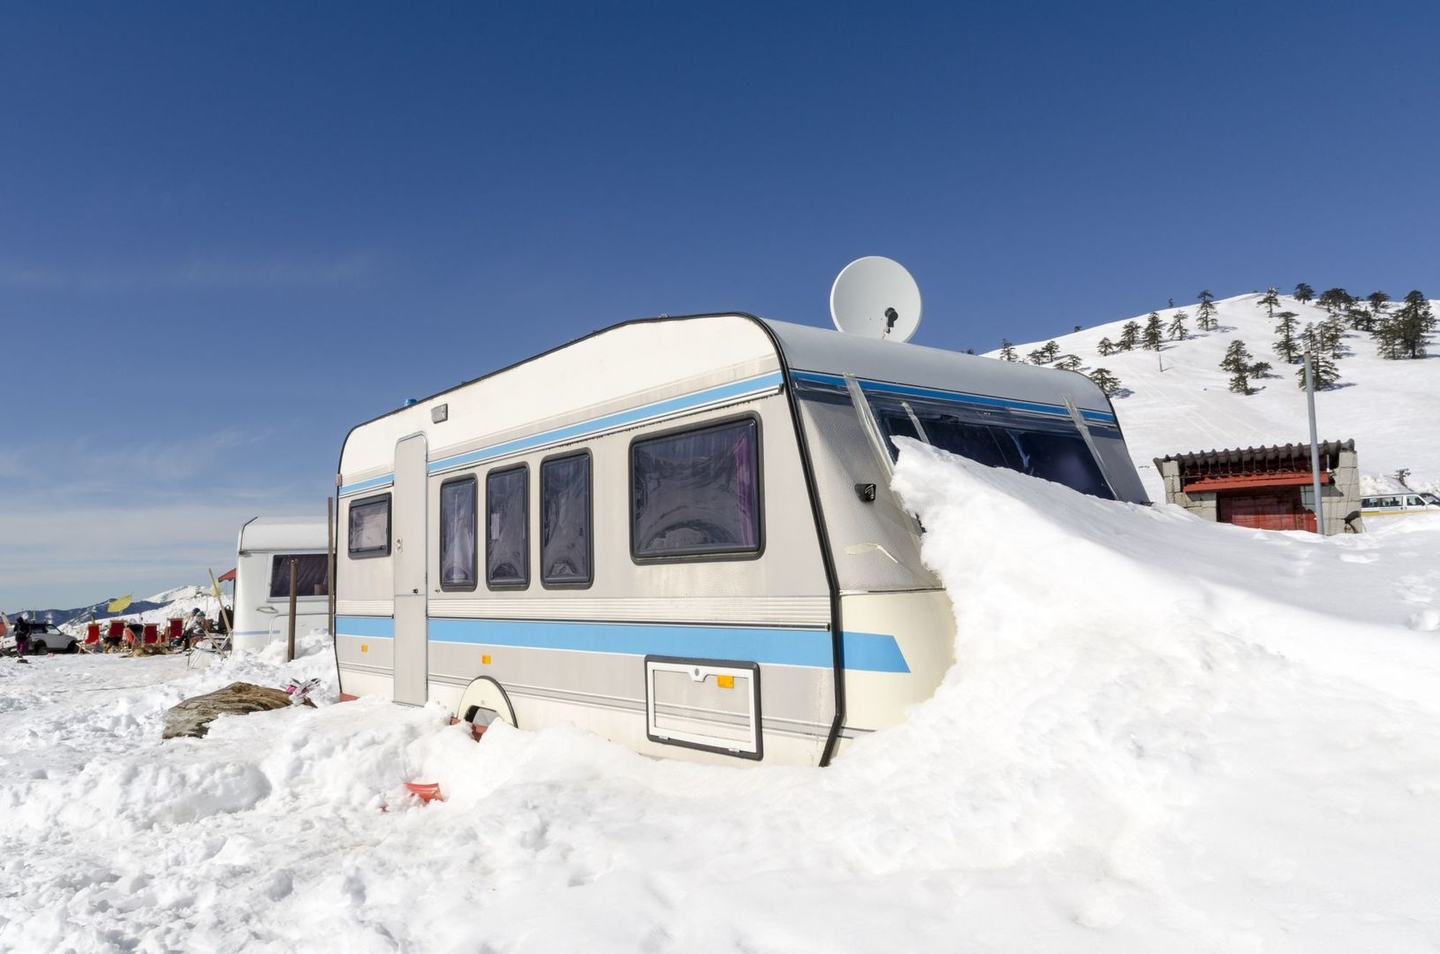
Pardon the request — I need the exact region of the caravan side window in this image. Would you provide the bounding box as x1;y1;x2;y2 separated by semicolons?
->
348;494;391;558
487;466;529;588
268;554;329;598
541;453;593;587
440;476;478;591
631;418;762;561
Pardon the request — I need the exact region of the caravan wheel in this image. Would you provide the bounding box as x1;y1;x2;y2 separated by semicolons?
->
454;676;518;734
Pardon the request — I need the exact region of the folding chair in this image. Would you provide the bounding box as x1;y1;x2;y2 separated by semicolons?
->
142;623;160;646
104;620;127;652
84;623;101;652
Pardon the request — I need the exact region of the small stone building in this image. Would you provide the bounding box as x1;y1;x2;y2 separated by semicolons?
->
1153;439;1362;534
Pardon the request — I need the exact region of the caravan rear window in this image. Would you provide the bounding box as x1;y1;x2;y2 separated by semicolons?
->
268;554;329;598
631;418;762;560
348;494;391;557
865;389;1115;500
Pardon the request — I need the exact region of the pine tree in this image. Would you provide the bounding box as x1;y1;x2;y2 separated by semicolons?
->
1257;286;1281;319
1196;290;1218;331
1220;339;1257;394
1056;354;1083;372
1367;290;1390;319
1374;316;1404;360
1346;304;1375;333
1026;340;1060;364
1317;287;1352;318
1392;290;1436;359
1296;352;1340;390
1118;320;1141;351
999;339;1017;362
1142;312;1164;350
1273;310;1301;364
1088;367;1121;396
1167;309;1189;340
1097;337;1116;356
1317;315;1347;358
1294;282;1314;303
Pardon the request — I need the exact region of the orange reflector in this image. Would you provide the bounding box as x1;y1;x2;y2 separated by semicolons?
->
361;643;369;653
482;654;491;665
716;674;735;689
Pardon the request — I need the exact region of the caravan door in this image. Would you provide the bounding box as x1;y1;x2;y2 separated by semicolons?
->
393;434;428;705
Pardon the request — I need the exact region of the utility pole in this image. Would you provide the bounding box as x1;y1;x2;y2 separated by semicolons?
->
1304;351;1325;536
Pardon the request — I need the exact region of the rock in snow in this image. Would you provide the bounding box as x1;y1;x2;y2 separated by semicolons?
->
163;681;314;739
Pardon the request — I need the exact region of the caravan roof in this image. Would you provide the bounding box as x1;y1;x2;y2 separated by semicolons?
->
237;515;328;553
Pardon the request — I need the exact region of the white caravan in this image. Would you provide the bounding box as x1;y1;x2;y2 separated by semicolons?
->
232;515;330;654
334;313;1150;766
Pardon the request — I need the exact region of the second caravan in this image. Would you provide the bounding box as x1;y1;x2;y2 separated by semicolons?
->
332;303;1150;767
232;515;330;654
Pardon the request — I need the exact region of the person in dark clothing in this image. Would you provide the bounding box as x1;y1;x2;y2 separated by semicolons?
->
14;615;31;656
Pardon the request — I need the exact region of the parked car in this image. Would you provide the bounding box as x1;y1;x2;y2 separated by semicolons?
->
1;621;79;655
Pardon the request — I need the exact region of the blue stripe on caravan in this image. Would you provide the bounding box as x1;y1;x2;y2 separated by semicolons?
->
336;615;395;639
789;369;1118;426
338;474;395;497
426;617;909;673
428;371;785;475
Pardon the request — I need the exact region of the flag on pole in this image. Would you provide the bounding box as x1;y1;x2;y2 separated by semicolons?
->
106;595;132;614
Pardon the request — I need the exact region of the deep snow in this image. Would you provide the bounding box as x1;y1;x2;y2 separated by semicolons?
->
3;436;1440;951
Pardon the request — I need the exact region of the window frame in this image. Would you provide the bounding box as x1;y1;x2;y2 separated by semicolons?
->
540;450;595;590
628;414;765;565
485;463;531;590
438;474;479;592
347;493;392;559
267;553;330;599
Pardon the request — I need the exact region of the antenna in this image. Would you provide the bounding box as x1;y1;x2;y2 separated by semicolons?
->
830;256;922;342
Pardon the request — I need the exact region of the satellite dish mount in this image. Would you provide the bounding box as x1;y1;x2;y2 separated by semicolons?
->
830;256;922;342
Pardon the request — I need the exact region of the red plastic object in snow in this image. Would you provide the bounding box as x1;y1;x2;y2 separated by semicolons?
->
403;782;443;804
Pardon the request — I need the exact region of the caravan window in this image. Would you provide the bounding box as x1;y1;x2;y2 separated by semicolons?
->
631;418;762;560
268;554;329;599
348;494;391;557
440;476;478;590
865;389;1115;500
541;453;592;587
487;466;529;588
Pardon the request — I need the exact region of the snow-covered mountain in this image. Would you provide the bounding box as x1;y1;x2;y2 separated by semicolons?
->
989;290;1440;500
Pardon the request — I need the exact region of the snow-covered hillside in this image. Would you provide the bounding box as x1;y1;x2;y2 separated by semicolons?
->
991;291;1440;500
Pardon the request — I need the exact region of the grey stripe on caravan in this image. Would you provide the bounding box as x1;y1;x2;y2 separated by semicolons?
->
505;682;831;738
338;661;396;677
426;596;831;627
336;600;395;616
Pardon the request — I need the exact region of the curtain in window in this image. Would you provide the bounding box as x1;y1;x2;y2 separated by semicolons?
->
487;469;528;585
441;479;477;587
542;455;591;583
632;421;760;557
268;554;329;598
349;498;389;553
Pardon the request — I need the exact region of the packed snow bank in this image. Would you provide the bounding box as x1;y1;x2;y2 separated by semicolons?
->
3;446;1439;952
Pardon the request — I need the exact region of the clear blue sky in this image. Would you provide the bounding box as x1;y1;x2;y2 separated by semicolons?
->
3;1;1437;611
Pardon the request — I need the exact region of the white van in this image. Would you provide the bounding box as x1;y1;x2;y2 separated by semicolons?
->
232;515;330;654
1359;494;1440;517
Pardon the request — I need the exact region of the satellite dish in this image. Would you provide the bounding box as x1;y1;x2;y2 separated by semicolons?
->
830;256;922;342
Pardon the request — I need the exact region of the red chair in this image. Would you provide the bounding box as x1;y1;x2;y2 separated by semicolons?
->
165;618;184;645
84;623;101;651
104;620;127;651
142;623;159;646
